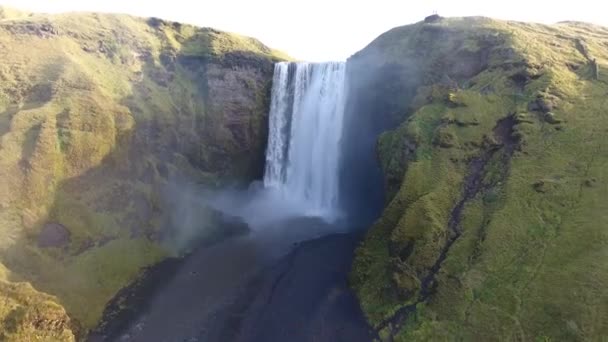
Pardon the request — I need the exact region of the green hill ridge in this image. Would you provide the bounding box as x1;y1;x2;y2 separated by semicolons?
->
349;16;608;341
0;8;286;340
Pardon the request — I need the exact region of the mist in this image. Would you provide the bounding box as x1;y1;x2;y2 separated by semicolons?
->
157;59;392;255
160;179;344;255
159;57;405;255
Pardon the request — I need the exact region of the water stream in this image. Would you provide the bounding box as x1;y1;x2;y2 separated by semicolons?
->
264;62;347;220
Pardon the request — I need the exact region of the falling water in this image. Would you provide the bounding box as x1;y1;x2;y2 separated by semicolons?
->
263;62;347;219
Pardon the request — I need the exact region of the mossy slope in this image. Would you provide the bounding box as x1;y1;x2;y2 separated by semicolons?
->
350;17;608;341
0;8;286;340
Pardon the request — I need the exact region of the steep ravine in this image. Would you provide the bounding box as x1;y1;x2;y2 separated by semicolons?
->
90;59;377;341
376;115;519;339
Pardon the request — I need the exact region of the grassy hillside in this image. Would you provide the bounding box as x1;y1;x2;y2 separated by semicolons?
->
0;7;286;340
349;17;608;341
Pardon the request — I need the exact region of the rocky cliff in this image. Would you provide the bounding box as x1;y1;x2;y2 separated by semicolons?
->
349;17;608;340
2;8;607;342
0;8;286;340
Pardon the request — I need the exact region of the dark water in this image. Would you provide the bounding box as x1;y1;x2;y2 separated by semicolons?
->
89;217;374;342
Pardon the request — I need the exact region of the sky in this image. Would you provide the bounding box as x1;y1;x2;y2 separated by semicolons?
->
1;0;606;61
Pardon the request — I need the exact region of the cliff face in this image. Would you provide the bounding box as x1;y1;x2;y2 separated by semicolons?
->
3;8;607;341
0;9;286;340
349;17;608;341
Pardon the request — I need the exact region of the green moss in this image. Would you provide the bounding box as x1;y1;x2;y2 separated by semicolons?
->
352;16;608;340
61;239;166;328
0;280;75;341
0;9;287;339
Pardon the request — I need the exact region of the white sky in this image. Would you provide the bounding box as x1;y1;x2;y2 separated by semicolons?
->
1;0;606;61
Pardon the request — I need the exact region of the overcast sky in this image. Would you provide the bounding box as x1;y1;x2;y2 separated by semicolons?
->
1;0;606;61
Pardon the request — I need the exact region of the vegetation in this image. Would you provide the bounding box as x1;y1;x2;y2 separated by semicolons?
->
0;6;286;339
2;6;606;341
351;17;608;341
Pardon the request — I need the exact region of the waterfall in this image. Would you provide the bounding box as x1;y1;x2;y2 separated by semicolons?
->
263;62;347;219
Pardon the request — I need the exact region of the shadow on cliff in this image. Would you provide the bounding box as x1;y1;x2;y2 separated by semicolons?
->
340;21;501;224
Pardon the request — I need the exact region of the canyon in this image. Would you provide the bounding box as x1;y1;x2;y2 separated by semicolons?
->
0;7;606;341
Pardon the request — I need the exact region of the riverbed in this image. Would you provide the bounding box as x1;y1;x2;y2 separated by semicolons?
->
88;217;374;342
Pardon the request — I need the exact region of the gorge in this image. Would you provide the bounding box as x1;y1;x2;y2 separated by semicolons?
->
88;60;371;341
0;7;606;342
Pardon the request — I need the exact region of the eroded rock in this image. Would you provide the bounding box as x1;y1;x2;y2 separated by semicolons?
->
37;223;70;248
544;112;563;124
2;21;59;38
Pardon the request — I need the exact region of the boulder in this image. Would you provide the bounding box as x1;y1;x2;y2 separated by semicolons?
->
544;112;563;124
37;223;70;248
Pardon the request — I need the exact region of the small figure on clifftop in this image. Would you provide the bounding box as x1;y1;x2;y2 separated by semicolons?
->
425;12;443;23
